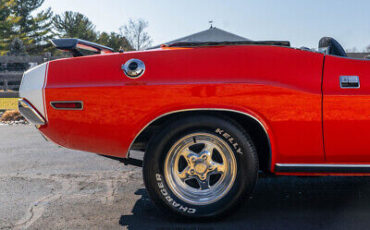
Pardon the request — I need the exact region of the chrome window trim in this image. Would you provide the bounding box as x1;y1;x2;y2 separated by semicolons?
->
127;108;272;165
50;101;84;110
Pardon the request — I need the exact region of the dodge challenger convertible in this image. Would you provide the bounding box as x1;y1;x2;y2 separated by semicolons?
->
18;37;370;218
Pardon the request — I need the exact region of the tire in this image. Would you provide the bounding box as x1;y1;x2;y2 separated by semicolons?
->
143;115;259;218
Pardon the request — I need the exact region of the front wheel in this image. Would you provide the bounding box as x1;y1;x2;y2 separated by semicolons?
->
143;115;258;218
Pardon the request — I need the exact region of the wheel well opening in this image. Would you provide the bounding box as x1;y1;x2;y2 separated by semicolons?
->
129;110;271;172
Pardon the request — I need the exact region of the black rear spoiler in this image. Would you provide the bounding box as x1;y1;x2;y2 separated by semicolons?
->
51;38;114;57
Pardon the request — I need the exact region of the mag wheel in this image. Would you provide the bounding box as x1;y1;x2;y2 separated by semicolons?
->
143;115;259;218
164;132;237;205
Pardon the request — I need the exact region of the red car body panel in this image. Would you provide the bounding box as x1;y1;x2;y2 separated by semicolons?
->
26;44;368;174
323;55;370;163
39;45;328;172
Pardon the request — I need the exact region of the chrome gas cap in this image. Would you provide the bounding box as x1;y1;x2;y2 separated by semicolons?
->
122;59;145;79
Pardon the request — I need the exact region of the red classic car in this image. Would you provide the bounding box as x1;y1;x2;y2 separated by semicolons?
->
18;37;370;218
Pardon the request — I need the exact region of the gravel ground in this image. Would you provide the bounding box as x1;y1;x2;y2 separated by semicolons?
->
0;111;29;125
0;120;29;125
1;126;370;230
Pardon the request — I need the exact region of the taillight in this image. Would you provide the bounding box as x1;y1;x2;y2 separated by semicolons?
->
50;101;83;110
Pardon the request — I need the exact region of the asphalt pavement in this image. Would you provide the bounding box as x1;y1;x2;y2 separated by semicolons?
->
1;125;370;230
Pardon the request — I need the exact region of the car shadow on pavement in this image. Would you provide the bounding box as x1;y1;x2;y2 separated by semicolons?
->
119;176;370;230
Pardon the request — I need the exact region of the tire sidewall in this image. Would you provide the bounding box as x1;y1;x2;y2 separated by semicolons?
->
143;116;258;218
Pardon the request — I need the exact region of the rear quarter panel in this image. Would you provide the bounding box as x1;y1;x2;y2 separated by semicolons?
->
40;46;325;169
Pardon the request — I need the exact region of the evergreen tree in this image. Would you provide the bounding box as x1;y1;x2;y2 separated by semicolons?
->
0;0;53;55
8;37;27;56
7;37;30;71
53;11;98;41
12;0;54;54
0;0;21;55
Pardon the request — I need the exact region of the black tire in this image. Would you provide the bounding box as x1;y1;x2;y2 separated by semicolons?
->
143;115;258;218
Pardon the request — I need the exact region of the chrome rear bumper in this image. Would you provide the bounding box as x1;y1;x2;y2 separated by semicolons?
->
18;99;46;125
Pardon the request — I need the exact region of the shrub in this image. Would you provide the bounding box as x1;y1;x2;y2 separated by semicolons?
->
0;110;24;121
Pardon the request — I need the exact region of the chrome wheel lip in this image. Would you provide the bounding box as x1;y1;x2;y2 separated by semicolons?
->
164;132;237;205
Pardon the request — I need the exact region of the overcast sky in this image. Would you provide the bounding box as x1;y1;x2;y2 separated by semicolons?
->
39;0;370;51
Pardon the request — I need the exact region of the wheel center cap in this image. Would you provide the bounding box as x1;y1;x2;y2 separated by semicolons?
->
194;163;207;174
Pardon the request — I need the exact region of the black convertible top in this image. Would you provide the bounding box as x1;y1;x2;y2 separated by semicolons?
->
162;40;291;48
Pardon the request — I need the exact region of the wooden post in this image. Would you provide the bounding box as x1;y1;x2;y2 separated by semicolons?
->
3;79;8;91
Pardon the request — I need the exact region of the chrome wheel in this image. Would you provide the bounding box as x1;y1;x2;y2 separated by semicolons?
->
164;133;237;205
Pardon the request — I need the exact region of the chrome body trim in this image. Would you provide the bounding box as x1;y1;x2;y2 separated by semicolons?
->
50;101;84;110
127;108;272;165
275;163;370;173
276;163;370;168
18;99;46;125
340;75;360;89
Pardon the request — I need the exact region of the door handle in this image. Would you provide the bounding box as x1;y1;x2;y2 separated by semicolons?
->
340;76;360;88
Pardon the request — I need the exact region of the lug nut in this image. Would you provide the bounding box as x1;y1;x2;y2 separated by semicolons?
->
189;169;195;175
202;155;207;160
190;157;196;162
209;165;216;170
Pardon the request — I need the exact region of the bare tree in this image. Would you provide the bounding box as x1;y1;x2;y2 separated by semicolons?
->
120;18;152;50
366;45;370;52
345;47;358;53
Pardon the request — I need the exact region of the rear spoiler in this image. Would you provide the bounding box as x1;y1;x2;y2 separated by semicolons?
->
51;38;114;57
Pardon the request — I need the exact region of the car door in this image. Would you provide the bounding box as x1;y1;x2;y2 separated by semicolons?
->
323;55;370;163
